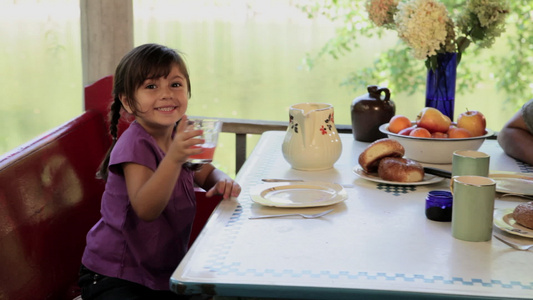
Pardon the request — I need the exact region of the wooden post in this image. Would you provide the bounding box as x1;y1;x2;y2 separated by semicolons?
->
80;0;134;86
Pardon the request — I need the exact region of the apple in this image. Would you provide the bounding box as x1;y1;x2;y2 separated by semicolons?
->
398;125;417;136
416;107;451;133
457;110;486;137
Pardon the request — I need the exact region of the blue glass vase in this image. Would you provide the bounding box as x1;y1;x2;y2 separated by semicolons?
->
425;52;457;121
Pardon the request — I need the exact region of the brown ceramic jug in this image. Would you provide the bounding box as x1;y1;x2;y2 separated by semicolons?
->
351;85;396;142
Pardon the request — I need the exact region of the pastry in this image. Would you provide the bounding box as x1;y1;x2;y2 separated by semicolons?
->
358;138;405;173
513;201;533;229
378;157;424;182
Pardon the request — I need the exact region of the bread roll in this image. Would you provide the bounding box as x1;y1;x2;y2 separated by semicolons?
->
513;201;533;229
358;138;405;173
377;157;424;182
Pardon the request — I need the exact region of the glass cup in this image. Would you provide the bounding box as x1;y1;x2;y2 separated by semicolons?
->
187;118;222;164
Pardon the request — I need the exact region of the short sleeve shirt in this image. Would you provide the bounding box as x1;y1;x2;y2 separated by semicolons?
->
522;99;533;134
82;121;196;290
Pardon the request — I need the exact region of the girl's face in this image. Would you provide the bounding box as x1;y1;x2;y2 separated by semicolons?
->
122;64;189;131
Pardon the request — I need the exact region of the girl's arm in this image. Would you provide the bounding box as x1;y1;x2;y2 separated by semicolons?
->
194;164;241;199
122;160;180;221
497;110;533;166
123;117;203;221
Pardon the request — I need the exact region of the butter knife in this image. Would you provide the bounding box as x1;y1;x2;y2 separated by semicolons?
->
263;167;452;182
261;179;354;188
423;167;451;178
262;179;304;182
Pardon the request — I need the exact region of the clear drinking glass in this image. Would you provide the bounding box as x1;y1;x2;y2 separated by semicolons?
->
187;118;222;164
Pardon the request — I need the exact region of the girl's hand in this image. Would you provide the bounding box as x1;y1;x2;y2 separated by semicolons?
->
168;115;203;165
206;178;241;199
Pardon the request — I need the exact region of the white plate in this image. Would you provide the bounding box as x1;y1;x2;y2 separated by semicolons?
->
489;172;533;195
250;181;347;208
353;166;444;186
493;208;533;238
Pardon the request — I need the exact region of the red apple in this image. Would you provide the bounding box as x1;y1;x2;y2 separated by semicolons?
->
416;107;451;133
457;110;486;137
398;125;417;136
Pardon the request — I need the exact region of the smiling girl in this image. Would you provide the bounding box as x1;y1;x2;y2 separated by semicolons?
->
78;43;240;300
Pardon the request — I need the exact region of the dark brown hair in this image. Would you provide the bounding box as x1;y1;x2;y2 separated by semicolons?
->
96;44;192;180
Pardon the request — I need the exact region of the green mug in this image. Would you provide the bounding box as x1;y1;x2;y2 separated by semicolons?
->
452;150;490;177
451;175;496;242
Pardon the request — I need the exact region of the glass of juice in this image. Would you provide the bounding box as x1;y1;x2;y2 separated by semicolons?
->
187;118;222;164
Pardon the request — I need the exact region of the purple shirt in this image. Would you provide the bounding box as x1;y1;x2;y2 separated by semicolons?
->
82;121;196;290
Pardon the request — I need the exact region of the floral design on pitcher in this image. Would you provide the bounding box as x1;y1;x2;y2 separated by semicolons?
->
320;113;335;135
289;114;299;133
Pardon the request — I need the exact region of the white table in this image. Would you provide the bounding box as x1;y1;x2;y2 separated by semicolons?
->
171;131;533;299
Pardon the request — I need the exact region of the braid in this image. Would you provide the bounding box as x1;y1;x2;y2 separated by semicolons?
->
96;97;123;180
108;97;122;141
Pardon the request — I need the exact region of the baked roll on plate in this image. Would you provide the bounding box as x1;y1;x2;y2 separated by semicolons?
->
356;138;443;185
494;206;533;238
353;166;444;186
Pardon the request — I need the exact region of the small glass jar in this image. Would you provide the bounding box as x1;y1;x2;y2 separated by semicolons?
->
425;190;453;222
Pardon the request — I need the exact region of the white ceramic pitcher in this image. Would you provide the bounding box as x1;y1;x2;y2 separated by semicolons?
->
282;103;342;170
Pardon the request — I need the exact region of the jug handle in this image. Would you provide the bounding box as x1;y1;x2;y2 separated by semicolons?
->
367;85;390;102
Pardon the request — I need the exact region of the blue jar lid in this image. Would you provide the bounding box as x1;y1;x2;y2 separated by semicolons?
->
427;190;452;199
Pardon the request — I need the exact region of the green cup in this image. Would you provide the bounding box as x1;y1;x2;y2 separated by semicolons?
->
451;175;496;242
452;150;490;177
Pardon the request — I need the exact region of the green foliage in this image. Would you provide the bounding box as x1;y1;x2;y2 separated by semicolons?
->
298;0;533;108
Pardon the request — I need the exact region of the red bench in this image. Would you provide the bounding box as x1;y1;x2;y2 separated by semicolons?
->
0;110;109;299
0;77;221;299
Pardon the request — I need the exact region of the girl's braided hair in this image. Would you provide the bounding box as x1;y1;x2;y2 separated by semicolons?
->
96;44;193;180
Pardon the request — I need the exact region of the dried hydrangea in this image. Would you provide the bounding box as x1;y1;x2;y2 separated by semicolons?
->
394;0;451;60
365;0;509;67
443;20;456;53
366;0;400;28
456;0;509;48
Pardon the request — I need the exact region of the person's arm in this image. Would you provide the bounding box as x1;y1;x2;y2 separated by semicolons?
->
194;164;241;199
497;109;533;165
123;117;203;221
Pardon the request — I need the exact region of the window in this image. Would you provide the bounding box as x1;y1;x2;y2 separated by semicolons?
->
1;0;519;177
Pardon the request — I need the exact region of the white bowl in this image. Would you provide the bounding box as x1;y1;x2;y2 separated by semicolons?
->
378;123;494;164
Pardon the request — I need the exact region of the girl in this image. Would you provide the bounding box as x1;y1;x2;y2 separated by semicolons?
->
79;43;241;299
